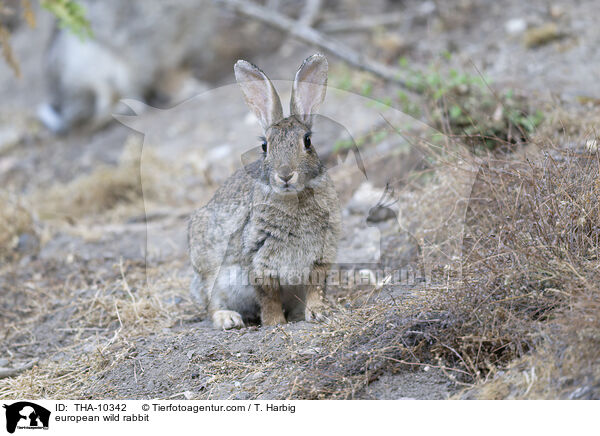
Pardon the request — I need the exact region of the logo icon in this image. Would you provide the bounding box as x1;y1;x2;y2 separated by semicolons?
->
3;402;50;434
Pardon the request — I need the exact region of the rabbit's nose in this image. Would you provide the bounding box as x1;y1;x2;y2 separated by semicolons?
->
277;166;294;183
279;173;293;183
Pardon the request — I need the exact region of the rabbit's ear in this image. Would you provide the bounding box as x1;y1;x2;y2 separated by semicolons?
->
290;54;328;127
234;60;283;130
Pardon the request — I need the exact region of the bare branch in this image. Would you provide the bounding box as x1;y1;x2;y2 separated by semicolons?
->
215;0;416;92
298;0;322;27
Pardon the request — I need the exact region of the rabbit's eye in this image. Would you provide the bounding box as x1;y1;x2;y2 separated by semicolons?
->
303;133;311;149
261;139;267;153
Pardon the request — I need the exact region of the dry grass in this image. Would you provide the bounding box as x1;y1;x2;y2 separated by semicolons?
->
466;297;600;399
34;136;172;222
534;105;600;149
391;138;599;397
0;257;192;399
0;351;107;399
192;290;447;400
0;192;35;262
347;101;600;398
1;278;442;400
448;149;600;397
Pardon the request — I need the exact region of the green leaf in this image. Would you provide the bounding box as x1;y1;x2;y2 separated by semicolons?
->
42;0;93;40
372;130;388;143
449;105;462;119
360;81;373;97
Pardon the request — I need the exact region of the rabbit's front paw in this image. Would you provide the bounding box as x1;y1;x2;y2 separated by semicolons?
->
212;310;245;330
305;302;331;323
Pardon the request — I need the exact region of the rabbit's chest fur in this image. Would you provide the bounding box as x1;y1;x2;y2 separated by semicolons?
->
242;182;339;283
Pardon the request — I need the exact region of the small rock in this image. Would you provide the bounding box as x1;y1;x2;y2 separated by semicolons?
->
234;381;241;388
187;350;195;360
0;358;9;367
456;83;469;95
505;18;527;35
250;371;265;380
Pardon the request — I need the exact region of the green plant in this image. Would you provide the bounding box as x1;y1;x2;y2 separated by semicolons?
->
333;127;388;152
398;57;544;151
41;0;92;39
396;90;421;118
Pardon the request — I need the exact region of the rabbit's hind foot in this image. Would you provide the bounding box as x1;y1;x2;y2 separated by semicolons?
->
212;310;245;330
258;289;287;326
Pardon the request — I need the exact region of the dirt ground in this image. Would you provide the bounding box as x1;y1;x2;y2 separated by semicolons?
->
1;0;599;399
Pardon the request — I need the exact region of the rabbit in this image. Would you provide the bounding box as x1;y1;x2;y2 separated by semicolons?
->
188;54;341;329
37;0;295;133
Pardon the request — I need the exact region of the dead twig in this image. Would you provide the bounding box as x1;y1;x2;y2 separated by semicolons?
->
216;0;414;91
297;0;322;27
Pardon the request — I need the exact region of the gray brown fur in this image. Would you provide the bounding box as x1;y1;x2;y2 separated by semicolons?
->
188;54;341;329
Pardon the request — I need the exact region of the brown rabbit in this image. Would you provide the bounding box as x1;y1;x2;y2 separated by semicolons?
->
188;54;341;329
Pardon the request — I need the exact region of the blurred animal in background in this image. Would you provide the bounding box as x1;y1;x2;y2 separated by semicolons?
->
37;0;297;133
